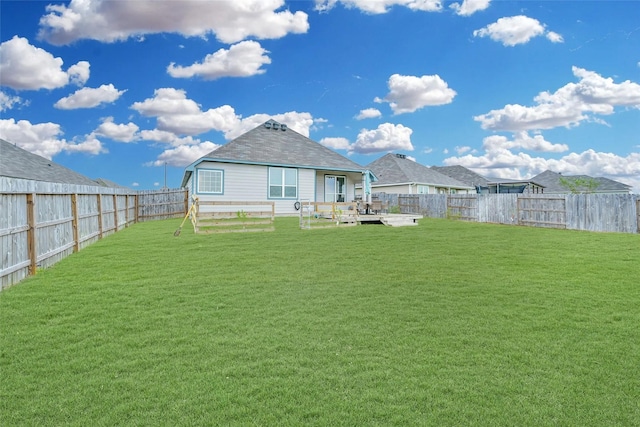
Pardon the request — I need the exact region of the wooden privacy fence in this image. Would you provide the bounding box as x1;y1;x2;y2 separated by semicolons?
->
1;178;188;290
374;193;639;234
193;200;275;233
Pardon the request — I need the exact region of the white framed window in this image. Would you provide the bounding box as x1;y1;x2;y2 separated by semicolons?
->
417;185;430;194
269;167;297;198
197;169;223;194
325;175;346;202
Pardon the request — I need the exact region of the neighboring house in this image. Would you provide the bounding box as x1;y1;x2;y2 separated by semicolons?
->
361;153;474;195
0;138;98;186
431;165;490;189
180;119;376;215
531;170;631;194
93;178;128;189
432;165;544;194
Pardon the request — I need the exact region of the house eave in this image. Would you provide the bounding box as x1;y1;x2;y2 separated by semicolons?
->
182;157;379;185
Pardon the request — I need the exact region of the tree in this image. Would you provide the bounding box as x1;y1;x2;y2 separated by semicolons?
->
558;176;600;194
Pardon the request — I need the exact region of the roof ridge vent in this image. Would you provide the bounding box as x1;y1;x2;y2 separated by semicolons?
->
264;119;287;131
395;153;406;159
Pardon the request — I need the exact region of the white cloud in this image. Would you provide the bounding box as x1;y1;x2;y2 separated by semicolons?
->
156;105;240;136
473;15;561;46
38;0;309;45
54;84;126;109
167;41;271;80
546;31;564;43
355;108;382;120
0;91;24;111
475;67;640;132
482;132;569;153
455;145;472;155
315;0;442;14
64;133;107;155
95;117;139;142
0;36;90;90
349;122;414;154
376;74;456;114
0;118;105;158
150;142;221;167
320;137;351;150
131;88;202;117
132;88;316;139
450;0;491;16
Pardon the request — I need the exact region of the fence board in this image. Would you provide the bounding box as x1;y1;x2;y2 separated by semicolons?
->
518;195;566;229
447;195;477;221
566;194;638;233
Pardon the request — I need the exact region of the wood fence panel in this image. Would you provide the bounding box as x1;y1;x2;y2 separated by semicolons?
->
566;194;638;233
398;195;420;214
447;195;477;221
100;195;116;237
0;194;29;290
420;194;448;218
77;194;101;250
34;194;75;269
137;188;186;221
478;194;519;224
518;195;566;229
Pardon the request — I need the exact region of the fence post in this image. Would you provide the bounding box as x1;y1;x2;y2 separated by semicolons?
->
113;194;119;232
184;188;189;215
124;194;129;227
26;193;37;275
71;193;79;253
97;194;103;239
134;193;139;224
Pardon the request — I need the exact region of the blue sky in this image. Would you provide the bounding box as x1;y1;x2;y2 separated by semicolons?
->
1;0;639;191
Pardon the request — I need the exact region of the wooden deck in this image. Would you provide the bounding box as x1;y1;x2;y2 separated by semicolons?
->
356;213;422;227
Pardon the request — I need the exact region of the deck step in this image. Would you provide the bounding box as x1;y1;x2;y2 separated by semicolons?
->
380;216;419;227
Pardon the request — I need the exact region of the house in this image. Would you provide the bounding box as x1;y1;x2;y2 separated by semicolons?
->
0;138;98;186
531;170;631;194
180;119;376;215
432;165;544;194
431;165;490;189
361;153;474;195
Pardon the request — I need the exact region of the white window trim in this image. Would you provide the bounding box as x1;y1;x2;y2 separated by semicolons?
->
268;167;298;199
196;168;224;194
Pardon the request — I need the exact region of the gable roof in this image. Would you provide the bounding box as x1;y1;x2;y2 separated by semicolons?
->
0;138;98;186
367;154;472;189
431;165;490;187
182;119;372;187
531;170;631;193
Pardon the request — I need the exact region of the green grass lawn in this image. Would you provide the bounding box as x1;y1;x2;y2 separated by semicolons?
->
1;218;639;426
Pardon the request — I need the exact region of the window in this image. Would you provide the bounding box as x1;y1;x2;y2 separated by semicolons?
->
197;169;223;194
269;167;297;198
417;185;430;194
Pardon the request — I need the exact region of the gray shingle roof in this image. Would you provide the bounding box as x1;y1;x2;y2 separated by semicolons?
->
202;119;366;172
531;170;631;193
431;165;490;187
1;138;98;186
367;154;472;188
